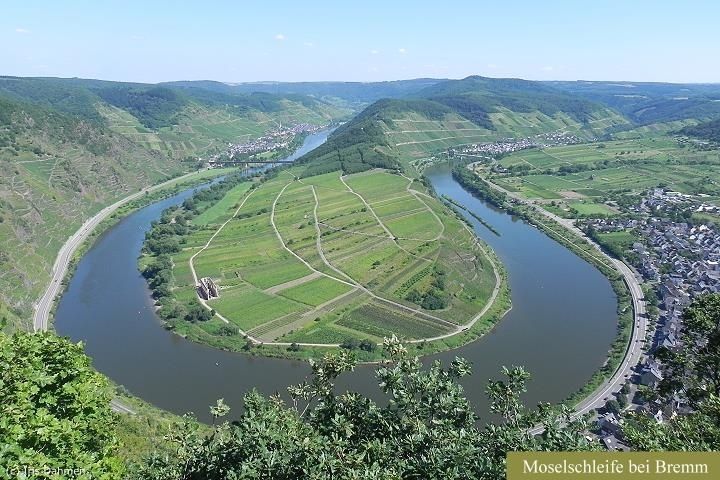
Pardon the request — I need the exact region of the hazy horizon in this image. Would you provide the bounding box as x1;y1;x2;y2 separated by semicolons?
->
3;1;720;84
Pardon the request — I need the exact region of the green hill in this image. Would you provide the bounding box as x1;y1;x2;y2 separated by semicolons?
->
0;78;350;330
0;95;184;329
547;80;720;124
298;76;630;174
0;77;351;159
680;118;720;143
163;78;444;105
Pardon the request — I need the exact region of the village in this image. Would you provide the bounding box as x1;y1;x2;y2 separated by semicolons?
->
583;188;720;450
448;131;584;160
204;123;325;167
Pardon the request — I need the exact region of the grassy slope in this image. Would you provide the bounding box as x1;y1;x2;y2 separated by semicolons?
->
0;79;350;331
0;97;185;329
295;76;631;176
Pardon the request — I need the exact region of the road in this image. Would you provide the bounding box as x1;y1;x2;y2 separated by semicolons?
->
33;170;206;332
33;170;218;416
472;168;648;431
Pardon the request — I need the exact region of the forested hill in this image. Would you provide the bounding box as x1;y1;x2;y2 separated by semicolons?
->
414;75;613;128
163;78;444;105
0;94;181;330
297;76;629;175
0;76;349;132
0;77;350;331
547;80;720;124
681;118;720;143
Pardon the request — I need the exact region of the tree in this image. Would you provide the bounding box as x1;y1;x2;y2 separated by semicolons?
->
0;331;123;477
605;399;621;414
133;337;596;479
620;294;720;451
184;303;213;323
359;339;376;352
656;294;720;404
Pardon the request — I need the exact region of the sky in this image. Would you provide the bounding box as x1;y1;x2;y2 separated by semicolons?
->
2;0;719;84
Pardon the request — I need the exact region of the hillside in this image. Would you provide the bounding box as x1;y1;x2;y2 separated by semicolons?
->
0;96;182;329
163;78;444;106
0;78;350;331
298;76;630;174
0;77;351;160
680;118;720;143
548;80;720;125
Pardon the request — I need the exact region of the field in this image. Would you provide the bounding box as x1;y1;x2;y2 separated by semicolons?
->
490;134;720;217
166;168;498;350
98;100;346;159
381;109;629;161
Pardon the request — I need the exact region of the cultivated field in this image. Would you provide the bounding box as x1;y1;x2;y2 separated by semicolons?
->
170;168;498;348
381;109;628;161
489;135;720;217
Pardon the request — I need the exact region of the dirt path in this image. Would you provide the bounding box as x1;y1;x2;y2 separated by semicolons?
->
188;188;259;324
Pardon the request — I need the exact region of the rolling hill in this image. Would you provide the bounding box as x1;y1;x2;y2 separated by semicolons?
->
297;76;631;175
547;80;720;125
0;77;350;330
163;78;444;107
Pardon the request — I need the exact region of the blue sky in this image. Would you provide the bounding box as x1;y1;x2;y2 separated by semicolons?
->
3;0;719;83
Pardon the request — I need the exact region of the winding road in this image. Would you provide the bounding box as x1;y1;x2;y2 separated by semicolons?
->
33;170;222;416
471;168;648;429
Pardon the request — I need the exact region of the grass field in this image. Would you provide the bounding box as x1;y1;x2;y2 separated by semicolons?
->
491;134;720;210
161;167;498;351
191;182;252;225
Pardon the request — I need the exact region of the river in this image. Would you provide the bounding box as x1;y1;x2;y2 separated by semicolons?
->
55;132;617;423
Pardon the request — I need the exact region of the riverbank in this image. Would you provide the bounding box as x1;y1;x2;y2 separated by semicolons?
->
451;163;640;411
36;168;237;330
55;157;618;423
138;165;509;362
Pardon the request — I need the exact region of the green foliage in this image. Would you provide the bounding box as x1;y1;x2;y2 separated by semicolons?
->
184;303;214;323
681;118;720;143
0;331;123;478
452;165;508;208
417;75;605;125
656;293;720;402
132;337;596;479
95;86;187;129
623;395;720;451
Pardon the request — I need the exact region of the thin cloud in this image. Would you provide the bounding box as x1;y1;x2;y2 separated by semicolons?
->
370;49;379;55
542;65;554;72
274;33;286;41
303;41;314;47
398;48;407;54
15;27;30;34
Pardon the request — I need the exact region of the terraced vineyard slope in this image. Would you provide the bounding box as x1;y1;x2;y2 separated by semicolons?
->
143;168;503;359
0;78;349;331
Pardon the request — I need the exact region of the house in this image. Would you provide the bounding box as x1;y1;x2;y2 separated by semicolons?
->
597;412;622;435
601;434;631;452
639;362;663;388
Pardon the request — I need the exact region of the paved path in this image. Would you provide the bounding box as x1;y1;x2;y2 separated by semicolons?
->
470;169;648;431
